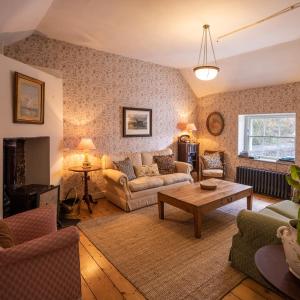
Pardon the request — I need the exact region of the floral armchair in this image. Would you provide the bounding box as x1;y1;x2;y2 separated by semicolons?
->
200;150;226;180
0;207;81;300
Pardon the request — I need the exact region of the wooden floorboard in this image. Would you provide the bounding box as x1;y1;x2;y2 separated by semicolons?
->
77;194;281;300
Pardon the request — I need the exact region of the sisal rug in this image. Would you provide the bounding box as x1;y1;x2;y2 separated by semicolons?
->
78;199;253;300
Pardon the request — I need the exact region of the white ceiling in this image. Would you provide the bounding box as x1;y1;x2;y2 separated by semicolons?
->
1;0;300;97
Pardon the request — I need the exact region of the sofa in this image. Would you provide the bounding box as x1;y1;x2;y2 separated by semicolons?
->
230;199;300;287
0;207;81;300
103;148;193;211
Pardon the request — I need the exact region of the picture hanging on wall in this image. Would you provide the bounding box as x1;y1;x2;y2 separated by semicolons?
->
123;107;152;137
206;112;224;136
14;72;45;124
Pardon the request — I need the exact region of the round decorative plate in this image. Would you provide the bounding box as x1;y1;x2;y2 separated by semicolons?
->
206;112;224;136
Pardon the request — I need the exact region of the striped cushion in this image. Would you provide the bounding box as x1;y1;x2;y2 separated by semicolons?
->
113;158;136;181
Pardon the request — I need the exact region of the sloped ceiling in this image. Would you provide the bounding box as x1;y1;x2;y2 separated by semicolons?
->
1;0;300;97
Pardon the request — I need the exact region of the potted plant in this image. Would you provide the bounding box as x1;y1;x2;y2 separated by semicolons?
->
277;165;300;279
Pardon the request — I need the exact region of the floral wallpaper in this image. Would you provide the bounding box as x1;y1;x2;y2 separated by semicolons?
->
197;83;300;180
5;34;197;195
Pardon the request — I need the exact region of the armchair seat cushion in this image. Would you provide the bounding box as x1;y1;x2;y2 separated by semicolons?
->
202;169;224;177
129;176;164;192
160;173;192;185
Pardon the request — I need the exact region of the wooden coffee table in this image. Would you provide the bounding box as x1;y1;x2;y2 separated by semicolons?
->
157;179;253;238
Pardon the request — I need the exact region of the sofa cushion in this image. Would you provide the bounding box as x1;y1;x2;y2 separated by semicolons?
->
134;164;160;177
202;169;223;177
266;200;299;220
113;158;136;181
160;173;192;185
128;176;164;192
259;208;291;223
104;152;142;169
153;154;176;175
141;148;172;165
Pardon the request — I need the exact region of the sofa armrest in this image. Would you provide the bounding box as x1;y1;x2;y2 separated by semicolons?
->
174;161;193;174
235;209;287;245
4;207;57;245
0;226;81;300
103;169;129;187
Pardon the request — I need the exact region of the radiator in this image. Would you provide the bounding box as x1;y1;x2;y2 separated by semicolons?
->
236;166;291;199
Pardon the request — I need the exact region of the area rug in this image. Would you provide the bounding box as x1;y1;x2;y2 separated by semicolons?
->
78;199;254;300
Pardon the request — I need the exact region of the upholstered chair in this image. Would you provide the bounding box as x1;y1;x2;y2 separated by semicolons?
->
200;150;225;180
0;207;81;300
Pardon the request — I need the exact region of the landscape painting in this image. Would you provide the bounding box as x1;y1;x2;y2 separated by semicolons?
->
123;107;152;137
14;72;45;124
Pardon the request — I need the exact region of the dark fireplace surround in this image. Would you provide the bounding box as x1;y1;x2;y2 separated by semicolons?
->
3;136;51;217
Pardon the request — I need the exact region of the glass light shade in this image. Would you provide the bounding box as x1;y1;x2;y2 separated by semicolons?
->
77;138;96;151
186;123;197;131
193;66;219;81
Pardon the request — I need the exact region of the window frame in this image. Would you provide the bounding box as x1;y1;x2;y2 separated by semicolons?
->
240;113;296;161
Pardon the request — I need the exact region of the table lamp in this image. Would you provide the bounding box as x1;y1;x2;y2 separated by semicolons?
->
186;123;197;143
77;138;96;168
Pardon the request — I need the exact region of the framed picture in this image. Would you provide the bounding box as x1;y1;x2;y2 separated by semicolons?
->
14;72;45;124
206;112;224;136
123;107;152;137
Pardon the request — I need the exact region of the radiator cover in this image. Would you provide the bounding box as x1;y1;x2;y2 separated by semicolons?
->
236;166;291;199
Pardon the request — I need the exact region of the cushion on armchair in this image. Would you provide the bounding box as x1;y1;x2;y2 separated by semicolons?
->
202;169;223;177
202;152;223;169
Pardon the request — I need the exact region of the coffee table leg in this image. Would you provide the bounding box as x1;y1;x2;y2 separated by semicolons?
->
158;200;164;219
193;210;202;238
247;193;253;210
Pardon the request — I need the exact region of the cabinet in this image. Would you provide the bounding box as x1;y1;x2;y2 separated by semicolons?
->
178;143;200;181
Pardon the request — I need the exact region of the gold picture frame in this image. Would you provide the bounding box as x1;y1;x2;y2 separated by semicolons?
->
14;72;45;124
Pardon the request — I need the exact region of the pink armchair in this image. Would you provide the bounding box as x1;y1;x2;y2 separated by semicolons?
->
0;208;81;300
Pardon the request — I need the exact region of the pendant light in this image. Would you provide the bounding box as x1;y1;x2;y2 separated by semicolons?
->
193;24;219;81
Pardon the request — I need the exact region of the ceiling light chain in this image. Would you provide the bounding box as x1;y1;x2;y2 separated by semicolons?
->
193;24;219;81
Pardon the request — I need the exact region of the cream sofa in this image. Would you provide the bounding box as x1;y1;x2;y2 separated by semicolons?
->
103;148;193;211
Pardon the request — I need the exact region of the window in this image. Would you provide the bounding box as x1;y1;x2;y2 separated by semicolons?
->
238;113;295;161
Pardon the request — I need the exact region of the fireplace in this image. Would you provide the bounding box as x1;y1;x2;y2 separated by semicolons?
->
3;137;51;217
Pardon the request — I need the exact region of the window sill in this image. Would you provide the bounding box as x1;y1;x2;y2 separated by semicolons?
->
238;156;295;166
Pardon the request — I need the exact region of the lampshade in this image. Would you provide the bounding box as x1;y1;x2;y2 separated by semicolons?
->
193;66;219;81
186;123;197;131
77;138;96;151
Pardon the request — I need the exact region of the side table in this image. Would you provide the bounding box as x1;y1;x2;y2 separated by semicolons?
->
68;165;101;213
255;245;300;300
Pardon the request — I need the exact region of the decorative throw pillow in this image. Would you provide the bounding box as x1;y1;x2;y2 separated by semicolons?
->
0;221;14;249
134;164;160;177
153;154;176;175
202;152;223;169
113;158;136;181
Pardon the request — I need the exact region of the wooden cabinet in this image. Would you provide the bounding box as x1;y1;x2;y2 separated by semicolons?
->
178;143;200;181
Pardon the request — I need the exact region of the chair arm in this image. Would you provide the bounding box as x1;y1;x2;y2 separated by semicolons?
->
174;161;193;174
4;207;57;245
0;227;81;300
103;169;129;187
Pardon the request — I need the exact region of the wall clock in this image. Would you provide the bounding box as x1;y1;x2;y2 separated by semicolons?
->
206;112;224;136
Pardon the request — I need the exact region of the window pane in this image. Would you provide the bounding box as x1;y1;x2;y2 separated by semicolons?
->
264;118;279;137
251;119;264;135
